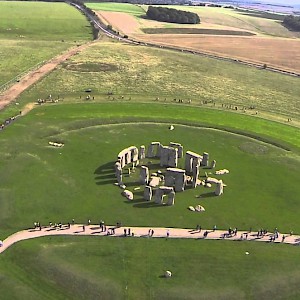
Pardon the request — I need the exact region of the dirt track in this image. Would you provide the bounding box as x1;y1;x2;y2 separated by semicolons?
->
0;224;298;254
0;42;93;111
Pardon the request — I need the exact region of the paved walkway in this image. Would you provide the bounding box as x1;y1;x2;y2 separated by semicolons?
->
1;224;299;254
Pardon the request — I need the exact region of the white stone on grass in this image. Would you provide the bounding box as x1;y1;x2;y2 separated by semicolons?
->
122;190;133;200
165;270;172;278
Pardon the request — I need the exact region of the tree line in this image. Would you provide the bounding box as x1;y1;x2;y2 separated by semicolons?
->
283;15;300;31
146;6;200;24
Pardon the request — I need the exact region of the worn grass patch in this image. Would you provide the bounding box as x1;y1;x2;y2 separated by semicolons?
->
63;62;119;72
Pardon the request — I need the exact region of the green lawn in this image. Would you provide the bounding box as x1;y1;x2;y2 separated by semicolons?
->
0;1;92;41
0;103;299;240
1;237;300;299
86;2;145;16
0;1;92;90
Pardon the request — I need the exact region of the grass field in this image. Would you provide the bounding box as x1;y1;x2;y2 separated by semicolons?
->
0;1;92;90
0;103;299;238
1;237;300;299
9;41;300;121
87;2;145;16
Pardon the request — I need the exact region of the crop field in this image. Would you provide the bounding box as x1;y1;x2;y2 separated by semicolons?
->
91;3;300;72
0;1;92;90
1;2;300;299
136;34;300;73
12;41;300;121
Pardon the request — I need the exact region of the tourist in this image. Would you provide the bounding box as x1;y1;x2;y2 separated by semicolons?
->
282;235;286;243
82;225;85;232
166;230;170;239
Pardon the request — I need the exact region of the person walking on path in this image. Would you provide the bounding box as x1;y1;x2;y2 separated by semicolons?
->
166;230;170;239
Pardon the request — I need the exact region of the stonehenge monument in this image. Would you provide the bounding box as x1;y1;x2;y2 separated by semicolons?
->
114;141;225;207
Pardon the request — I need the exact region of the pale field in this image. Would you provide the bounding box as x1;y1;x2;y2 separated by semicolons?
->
97;10;300;73
136;34;300;73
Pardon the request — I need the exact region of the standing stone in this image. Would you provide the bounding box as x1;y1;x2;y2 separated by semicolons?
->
168;148;178;167
115;162;123;185
202;152;209;167
144;186;152;201
215;180;224;196
169;142;183;158
139;145;145;160
160;146;169;167
155;188;164;204
132;147;139;162
175;172;185;192
185;151;202;173
211;160;216;169
140;166;149;185
167;191;175;206
147;142;161;158
192;164;199;188
178;145;183;158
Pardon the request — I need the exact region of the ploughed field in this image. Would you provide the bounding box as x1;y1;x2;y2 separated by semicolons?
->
90;3;300;73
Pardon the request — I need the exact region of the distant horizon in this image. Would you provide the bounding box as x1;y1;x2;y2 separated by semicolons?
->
258;0;300;5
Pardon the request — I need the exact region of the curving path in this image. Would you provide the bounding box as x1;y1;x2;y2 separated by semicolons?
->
1;224;299;254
